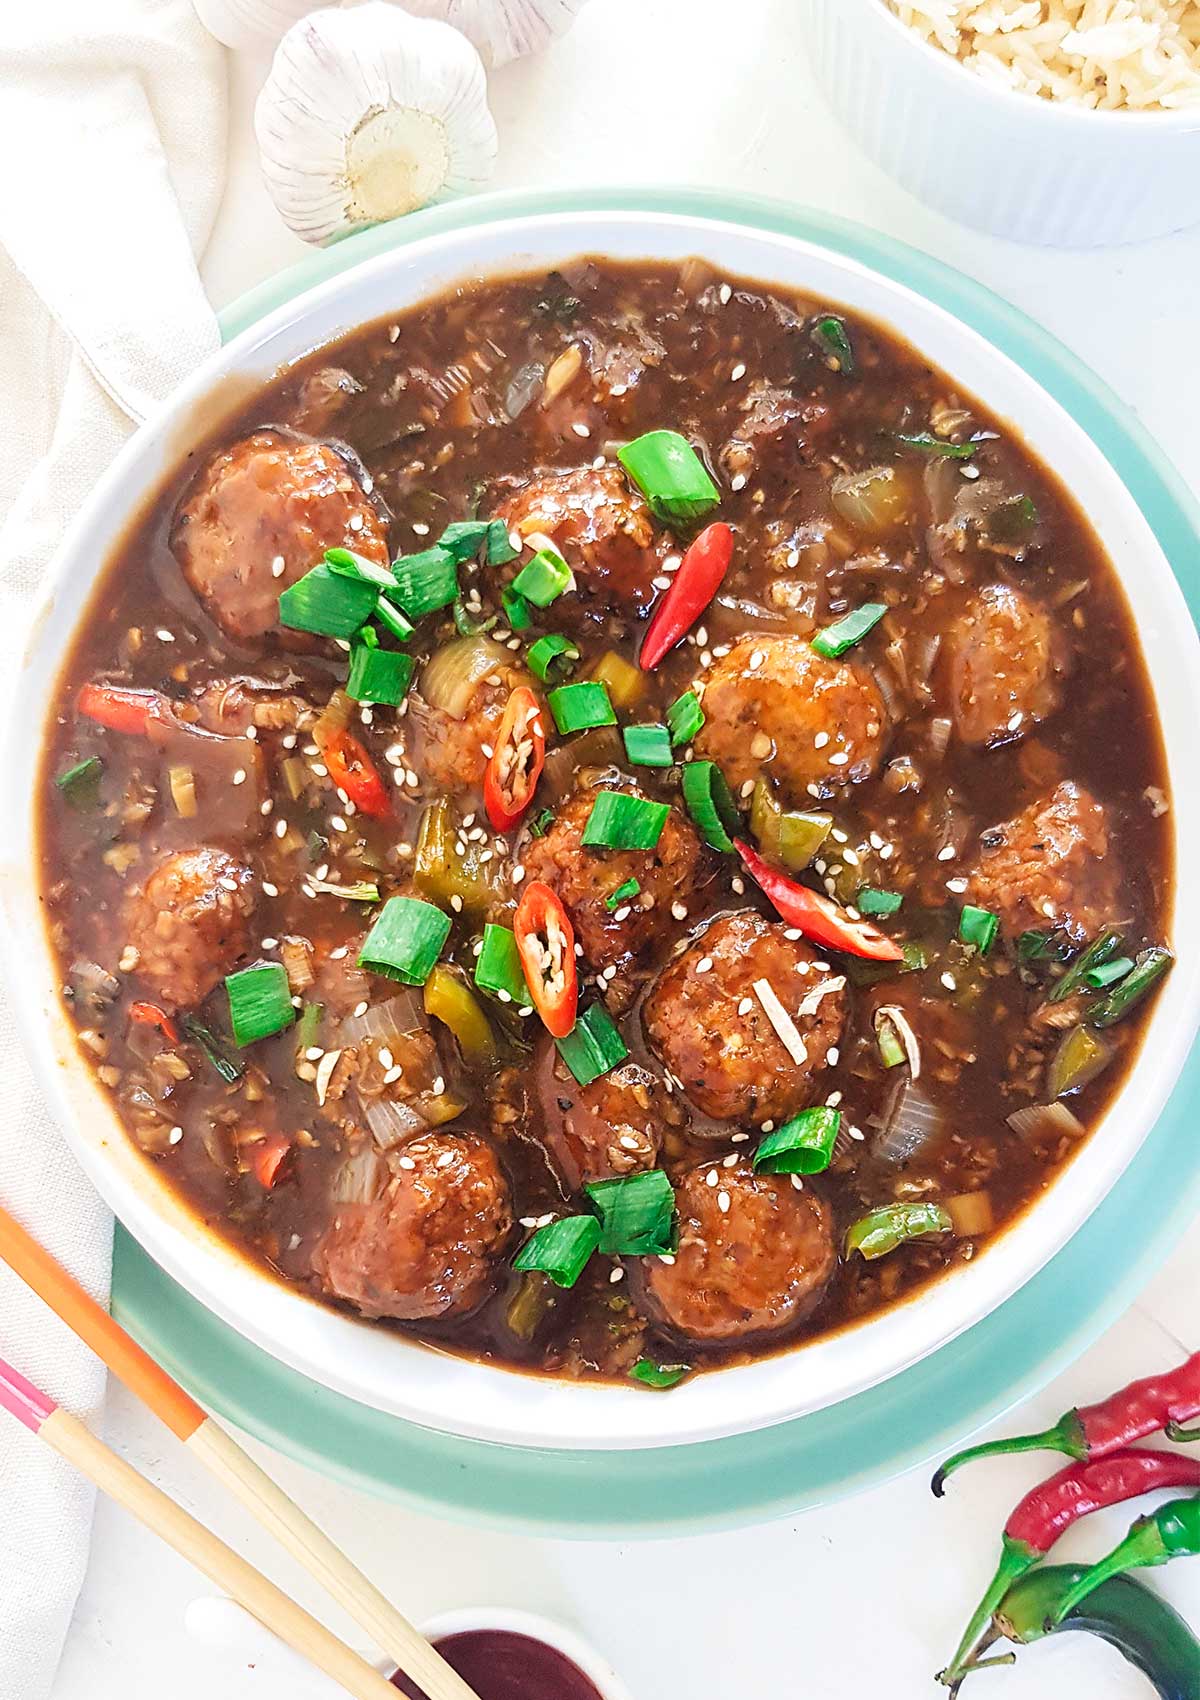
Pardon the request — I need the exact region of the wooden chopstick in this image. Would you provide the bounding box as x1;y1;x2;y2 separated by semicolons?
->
0;1203;480;1700
0;1353;401;1700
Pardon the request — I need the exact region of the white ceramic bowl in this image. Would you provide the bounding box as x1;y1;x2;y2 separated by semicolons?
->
800;0;1200;246
5;209;1199;1453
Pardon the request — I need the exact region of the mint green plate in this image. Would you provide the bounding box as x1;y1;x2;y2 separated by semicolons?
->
113;189;1200;1536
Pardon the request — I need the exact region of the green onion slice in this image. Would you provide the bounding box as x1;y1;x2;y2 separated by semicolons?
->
358;896;451;986
375;595;416;642
622;724;673;768
324;546;397;591
811;314;855;375
347;639;415;706
1090;946;1173;1028
437;520;491;563
666;690;705;747
486;519;520;566
617;430;719;525
845;1202;952;1261
474;923;529;1006
1083;956;1135;990
555;1002;628;1086
225;962;296;1048
501;585;534;632
606;878;641;912
279;563;378;639
513;1216;600;1288
895;433;976;459
391;546;459;618
754;1106;841;1175
527;633;579;684
958;905;1000;955
452;598;498;638
547;680;616;735
581;791;669;851
1018;928;1072;964
180;1014;245;1084
812;602;888;660
55;756;103;808
680;760;742;852
529;807;555;838
510;546;574;608
585;1168;675;1256
857;887;903;917
1050;928;1124;1003
629;1359;691;1390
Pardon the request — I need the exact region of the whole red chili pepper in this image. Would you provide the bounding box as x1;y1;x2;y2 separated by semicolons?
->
735;838;905;962
939;1448;1200;1688
934;1350;1200;1493
639;521;734;670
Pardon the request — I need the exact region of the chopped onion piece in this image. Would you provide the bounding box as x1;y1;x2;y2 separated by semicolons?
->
946;1191;995;1237
420;635;511;720
1006;1102;1086;1142
874;1004;921;1078
315;1048;342;1107
751;978;809;1066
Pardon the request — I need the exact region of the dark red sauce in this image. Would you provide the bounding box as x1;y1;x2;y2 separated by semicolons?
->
391;1630;608;1700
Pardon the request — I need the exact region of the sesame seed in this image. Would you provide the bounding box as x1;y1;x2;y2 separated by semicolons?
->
814;731;830;749
941;972;957;991
937;845;956;861
731;1131;749;1143
261;936;279;950
412;522;430;536
450;894;463;913
609;1265;624;1283
717;1190;731;1213
271;555;286;578
748;649;765;670
169;1126;184;1145
671;901;688;921
697;956;714;974
737;997;753;1016
383;1066;403;1085
353;1000;369;1017
572;421;590;438
512;864;525;884
658;1253;676;1265
828;751;849;766
791;1174;804;1191
219;876;239;893
155;628;175;643
731;876;745;895
275;818;288;839
731;362;746;381
262;881;279;897
826;1046;840;1067
232;768;246;786
731;473;747;492
946;876;968;893
826;1090;843;1107
706;1168;719;1187
723;1152;738;1168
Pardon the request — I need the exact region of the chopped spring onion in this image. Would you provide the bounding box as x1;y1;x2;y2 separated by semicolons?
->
513;1215;601;1288
437;519;491;563
293;1000;324;1060
391;546;459;618
501;584;534;632
876;1014;907;1070
1082;955;1135;990
486;519;520;566
1090;946;1173;1027
529;807;556;838
811;314;855;374
1050;928;1123;1003
896;432;976;459
527;633;579;683
754;1106;841;1175
606;877;641;911
555;1001;628;1086
845;1201;952;1261
812;602;888;660
622;723;673;768
666;690;705;747
55;757;103;809
474;923;528;1005
357;896;451;986
857;887;903;917
279;563;378;638
452;598;497;638
958;905;1000;955
1018;927;1072;963
180;1014;245;1084
347;637;414;706
547;679;616;735
581;791;669;851
510;545;574;608
585;1168;675;1256
324;545;397;591
617;430;719;525
629;1359;691;1390
1047;1023;1114;1099
225;962;296;1048
680;760;742;852
375;595;416;642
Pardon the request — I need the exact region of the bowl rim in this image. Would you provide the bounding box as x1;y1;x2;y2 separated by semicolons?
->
845;0;1200;130
7;204;1200;1453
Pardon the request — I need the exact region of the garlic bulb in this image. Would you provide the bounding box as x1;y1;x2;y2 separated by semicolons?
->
394;0;590;68
256;4;498;247
191;0;315;51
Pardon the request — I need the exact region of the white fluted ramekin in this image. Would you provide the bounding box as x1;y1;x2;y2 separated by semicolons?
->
800;0;1200;247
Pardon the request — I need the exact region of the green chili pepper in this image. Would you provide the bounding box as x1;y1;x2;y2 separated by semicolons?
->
1050;1495;1200;1625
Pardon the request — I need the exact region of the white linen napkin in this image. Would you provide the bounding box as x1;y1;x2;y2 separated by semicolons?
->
0;5;225;1694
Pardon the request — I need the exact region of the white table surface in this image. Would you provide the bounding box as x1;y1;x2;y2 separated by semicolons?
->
52;2;1200;1696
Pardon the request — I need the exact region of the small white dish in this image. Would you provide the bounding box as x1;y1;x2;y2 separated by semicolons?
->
4;207;1199;1453
799;0;1200;247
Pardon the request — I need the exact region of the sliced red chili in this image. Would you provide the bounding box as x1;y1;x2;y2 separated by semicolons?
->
639;522;734;670
483;685;546;833
321;729;391;820
76;683;159;735
250;1132;292;1190
735;838;904;962
514;880;579;1039
129;1001;180;1044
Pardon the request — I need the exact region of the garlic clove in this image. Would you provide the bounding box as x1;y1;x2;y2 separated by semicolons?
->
255;3;498;247
191;0;318;51
394;0;590;69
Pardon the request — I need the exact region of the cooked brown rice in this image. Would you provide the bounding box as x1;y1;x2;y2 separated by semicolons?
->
885;1;1200;109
